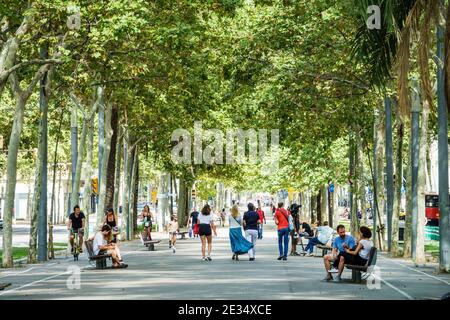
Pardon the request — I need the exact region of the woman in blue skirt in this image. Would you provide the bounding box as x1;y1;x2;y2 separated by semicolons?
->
229;205;254;261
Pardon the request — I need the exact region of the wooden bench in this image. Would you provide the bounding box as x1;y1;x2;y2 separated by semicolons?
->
85;239;112;269
177;231;189;240
0;283;11;290
316;244;333;257
345;247;378;283
139;234;161;251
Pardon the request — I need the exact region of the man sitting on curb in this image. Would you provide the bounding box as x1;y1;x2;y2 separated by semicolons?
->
322;224;355;282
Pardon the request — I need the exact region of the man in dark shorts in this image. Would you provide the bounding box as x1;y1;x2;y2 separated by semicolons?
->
67;205;86;253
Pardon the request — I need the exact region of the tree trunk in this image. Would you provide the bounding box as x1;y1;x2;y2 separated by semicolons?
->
49;109;64;259
310;193;316;223
316;192;322;224
2;92;26;267
158;173;170;232
97;102;113;227
349;131;358;237
105;106;118;210
392;117;403;256
178;177;187;228
70;97;78;217
169;174;174;215
0;16;30;98
328;187;333;228
70;90;100;212
81;116;94;239
321;185;327;225
375;106;386;251
403;148;412;258
28;163;41;263
357;135;366;227
120;130;129;240
132;152;139;237
416;96;429;265
113;124;122;216
26;182;32;221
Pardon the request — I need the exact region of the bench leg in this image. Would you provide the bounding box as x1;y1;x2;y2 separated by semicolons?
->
150;244;155;251
351;270;362;283
355;271;362;283
96;260;103;269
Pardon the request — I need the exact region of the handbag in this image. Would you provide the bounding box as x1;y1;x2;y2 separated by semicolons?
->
193;223;199;234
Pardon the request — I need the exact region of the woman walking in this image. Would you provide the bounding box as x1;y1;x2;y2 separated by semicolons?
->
229;205;253;261
197;204;217;261
274;202;290;260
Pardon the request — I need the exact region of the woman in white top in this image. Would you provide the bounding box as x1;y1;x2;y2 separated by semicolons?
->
343;226;374;266
197;204;217;261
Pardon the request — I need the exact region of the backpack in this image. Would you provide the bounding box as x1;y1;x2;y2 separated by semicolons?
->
288;214;294;231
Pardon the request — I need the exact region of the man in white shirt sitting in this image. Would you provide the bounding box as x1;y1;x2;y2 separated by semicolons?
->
93;224;128;268
305;221;334;256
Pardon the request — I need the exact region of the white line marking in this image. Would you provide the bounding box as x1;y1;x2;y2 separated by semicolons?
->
0;252;133;296
380;256;450;286
0;269;74;296
372;274;414;300
0;263;57;279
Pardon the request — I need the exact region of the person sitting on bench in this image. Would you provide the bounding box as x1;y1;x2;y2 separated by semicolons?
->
305;221;334;256
93;224;128;269
341;226;373;267
322;225;355;282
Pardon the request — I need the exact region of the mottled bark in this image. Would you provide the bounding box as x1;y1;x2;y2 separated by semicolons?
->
97;102;113;227
105;106;119;210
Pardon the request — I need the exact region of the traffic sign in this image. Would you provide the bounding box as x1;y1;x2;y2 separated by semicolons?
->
329;183;334;193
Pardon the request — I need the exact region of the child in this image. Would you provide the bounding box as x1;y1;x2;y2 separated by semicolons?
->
168;215;179;253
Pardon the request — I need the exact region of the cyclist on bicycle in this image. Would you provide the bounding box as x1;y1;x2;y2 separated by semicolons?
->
67;205;86;253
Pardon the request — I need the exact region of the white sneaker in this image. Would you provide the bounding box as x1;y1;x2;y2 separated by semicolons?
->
172;247;176;253
307;253;314;257
329;268;339;273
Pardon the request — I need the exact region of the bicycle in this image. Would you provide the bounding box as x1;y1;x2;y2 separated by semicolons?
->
70;228;84;261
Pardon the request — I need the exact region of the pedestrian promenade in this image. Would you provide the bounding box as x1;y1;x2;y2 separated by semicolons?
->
0;219;449;300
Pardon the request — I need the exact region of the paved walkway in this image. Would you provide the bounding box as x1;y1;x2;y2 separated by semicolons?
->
0;219;449;300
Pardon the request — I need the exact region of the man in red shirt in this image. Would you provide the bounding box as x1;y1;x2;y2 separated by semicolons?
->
256;206;266;239
274;202;290;260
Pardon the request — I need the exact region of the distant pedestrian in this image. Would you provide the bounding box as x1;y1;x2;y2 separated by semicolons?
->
168;215;179;253
189;208;200;238
256;206;266;239
229;205;253;261
243;203;261;261
104;208;119;243
198;204;217;261
289;204;301;256
274;202;290;260
141;205;153;241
